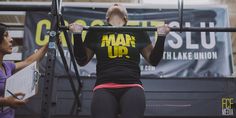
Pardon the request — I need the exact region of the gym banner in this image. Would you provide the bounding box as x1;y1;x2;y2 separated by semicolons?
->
24;5;233;78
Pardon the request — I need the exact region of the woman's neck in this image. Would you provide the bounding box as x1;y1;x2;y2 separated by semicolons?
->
108;15;126;26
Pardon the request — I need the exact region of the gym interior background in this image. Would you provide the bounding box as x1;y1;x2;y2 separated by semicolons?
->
0;0;236;118
0;0;236;72
0;0;236;68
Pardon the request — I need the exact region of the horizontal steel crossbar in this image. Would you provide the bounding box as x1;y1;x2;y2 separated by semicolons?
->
60;26;236;32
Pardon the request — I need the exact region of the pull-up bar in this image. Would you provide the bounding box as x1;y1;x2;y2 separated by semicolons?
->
59;26;236;32
0;4;50;11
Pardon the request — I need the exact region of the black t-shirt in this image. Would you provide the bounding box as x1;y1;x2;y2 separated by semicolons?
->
84;28;151;86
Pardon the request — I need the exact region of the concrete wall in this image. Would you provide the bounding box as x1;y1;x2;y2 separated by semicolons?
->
221;0;236;68
210;0;236;70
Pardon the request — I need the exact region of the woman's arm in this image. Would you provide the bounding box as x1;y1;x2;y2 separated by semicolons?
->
69;23;94;66
73;34;94;66
15;43;48;72
141;25;170;66
0;93;27;107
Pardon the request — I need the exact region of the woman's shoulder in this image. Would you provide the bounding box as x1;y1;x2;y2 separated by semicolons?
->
3;61;15;70
3;61;15;65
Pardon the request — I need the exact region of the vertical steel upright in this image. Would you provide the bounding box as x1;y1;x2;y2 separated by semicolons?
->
40;0;82;117
40;0;60;118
